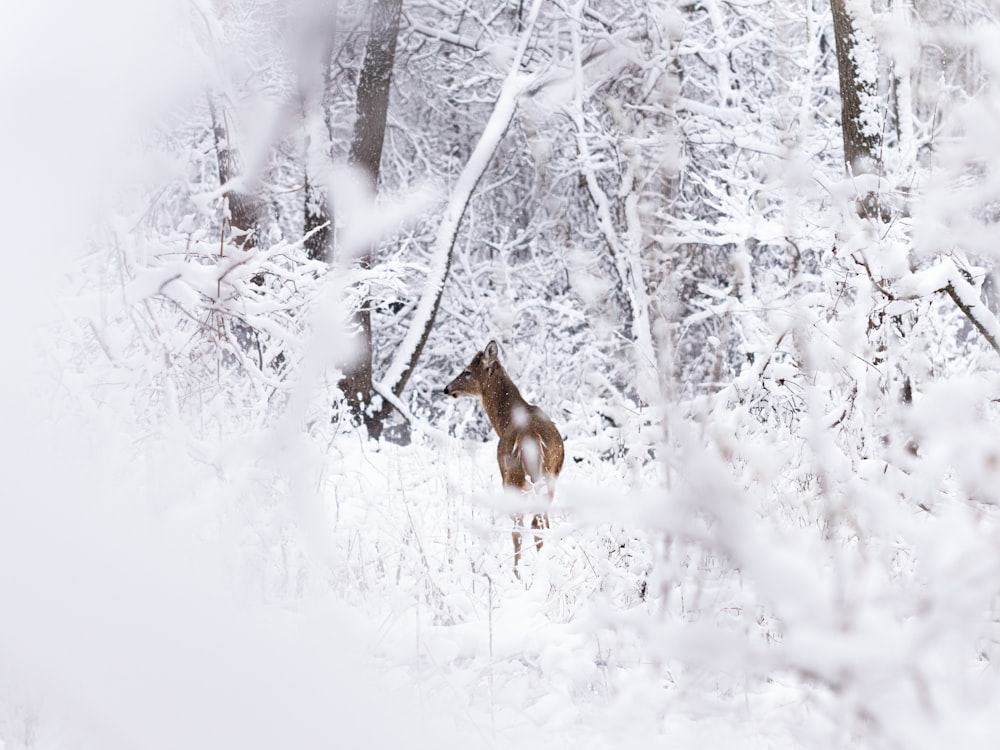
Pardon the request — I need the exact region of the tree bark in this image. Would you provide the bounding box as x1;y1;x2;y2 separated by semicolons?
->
830;0;881;175
348;0;401;191
209;97;262;251
339;0;403;439
298;11;336;263
303;175;331;262
209;96;265;361
830;0;885;219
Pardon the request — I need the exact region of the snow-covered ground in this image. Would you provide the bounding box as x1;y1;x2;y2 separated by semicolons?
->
7;3;1000;748
325;438;805;750
0;394;806;750
6;356;1000;749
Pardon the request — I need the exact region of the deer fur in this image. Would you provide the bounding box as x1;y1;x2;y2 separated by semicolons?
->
444;340;565;576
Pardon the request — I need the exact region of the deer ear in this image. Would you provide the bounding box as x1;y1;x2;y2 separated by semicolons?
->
483;340;499;365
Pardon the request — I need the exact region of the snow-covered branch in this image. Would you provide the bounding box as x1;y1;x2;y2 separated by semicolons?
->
378;0;545;400
895;260;1000;355
566;1;661;403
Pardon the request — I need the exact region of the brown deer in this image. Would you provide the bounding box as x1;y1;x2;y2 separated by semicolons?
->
444;340;565;577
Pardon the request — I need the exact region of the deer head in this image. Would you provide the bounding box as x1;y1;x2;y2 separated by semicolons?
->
443;340;499;399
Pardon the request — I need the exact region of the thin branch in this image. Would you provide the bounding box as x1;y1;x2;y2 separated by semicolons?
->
405;17;480;51
895;259;1000;357
945;282;1000;357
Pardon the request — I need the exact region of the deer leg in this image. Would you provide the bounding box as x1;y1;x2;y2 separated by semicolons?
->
532;483;553;550
511;513;524;578
530;513;546;552
545;484;555;531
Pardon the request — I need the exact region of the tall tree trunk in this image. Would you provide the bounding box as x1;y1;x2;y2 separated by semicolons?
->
303;172;331;262
300;23;336;263
339;0;403;439
209;97;262;250
209;97;265;363
830;0;884;219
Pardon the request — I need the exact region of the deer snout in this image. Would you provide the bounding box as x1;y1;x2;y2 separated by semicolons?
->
443;382;457;397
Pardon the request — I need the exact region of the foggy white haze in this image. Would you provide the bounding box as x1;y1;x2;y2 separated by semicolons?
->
4;0;1000;748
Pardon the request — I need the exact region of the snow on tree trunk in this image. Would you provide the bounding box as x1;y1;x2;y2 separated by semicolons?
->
377;0;546;405
209;97;263;251
340;0;404;439
830;0;885;220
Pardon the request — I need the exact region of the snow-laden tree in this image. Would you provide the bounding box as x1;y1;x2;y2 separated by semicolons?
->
16;0;1000;747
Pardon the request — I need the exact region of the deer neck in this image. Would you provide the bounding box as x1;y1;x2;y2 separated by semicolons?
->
481;367;528;437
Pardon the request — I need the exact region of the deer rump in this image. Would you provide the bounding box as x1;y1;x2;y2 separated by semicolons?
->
497;407;562;498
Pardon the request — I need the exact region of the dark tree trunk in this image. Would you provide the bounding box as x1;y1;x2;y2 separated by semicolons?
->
339;0;403;439
303;175;331;262
300;31;335;264
348;0;401;189
209;98;263;250
209;97;265;361
830;0;881;175
830;0;885;220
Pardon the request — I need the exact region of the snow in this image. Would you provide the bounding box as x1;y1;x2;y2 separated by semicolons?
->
8;0;1000;748
12;380;998;750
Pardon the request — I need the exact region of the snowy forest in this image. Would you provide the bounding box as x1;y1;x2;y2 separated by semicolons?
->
5;0;1000;746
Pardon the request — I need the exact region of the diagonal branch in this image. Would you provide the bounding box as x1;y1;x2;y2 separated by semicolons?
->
895;259;1000;357
376;0;545;406
945;281;1000;357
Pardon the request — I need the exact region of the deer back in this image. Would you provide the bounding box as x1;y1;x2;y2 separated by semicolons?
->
444;341;564;492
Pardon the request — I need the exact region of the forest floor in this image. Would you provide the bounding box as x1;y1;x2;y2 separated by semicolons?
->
0;403;838;750
311;435;812;749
